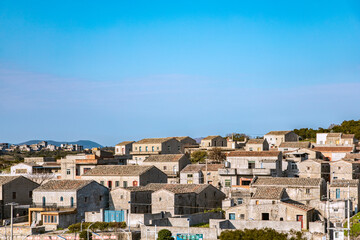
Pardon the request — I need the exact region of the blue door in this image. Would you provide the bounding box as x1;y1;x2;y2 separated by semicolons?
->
336;189;340;199
104;210;124;222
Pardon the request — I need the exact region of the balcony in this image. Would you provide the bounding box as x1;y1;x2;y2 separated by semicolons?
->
130;151;161;155
30;203;76;211
218;168;236;175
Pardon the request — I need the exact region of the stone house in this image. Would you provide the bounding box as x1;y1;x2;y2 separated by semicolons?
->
244;139;269;151
81;165;167;189
316;133;357;146
264;131;299;149
60;150;121;180
10;162;61;175
225;187;315;230
141;154;190;183
251;177;326;206
278;142;311;152
30;180;108;230
24;157;56;164
0;176;39;220
109;184;165;214
312;146;354;161
200;136;226;148
330;159;360;180
175;137;198;153
298;159;330;182
114;141;134;156
330;179;360;215
222;188;251;210
219;151;282;189
130;137;182;164
179;164;223;187
151;184;226;216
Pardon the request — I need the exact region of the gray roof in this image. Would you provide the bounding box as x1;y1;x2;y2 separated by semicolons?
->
252;177;323;187
279;142;311;148
135;137;175;144
330;179;359;187
281;200;314;212
143;154;185;163
228;151;280;157
202;135;222;140
0;176;21;185
116;141;135;146
265;131;292;136
34;180;94;191
252;187;284;200
181;164;224;173
83;165;154;176
115;183;212;194
247;139;265;144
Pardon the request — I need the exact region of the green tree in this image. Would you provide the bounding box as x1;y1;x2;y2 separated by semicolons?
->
190;151;207;163
208;147;226;162
226;133;250;141
157;229;174;240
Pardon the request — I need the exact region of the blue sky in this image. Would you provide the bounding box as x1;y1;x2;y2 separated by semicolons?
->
1;1;360;146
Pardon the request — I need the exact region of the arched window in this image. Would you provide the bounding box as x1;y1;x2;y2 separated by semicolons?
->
60;196;63;201
42;196;46;207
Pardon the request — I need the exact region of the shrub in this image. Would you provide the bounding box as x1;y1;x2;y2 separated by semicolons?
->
157;229;174;240
79;230;92;240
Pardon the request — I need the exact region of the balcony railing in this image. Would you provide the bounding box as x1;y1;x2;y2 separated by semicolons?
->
30;203;76;210
218;168;272;176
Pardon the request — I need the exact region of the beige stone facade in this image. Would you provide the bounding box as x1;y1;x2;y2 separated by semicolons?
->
298;159;330;182
200;136;226;148
330;159;360;180
264;131;299;149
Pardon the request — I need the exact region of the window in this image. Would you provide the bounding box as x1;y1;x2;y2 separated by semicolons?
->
163;166;167;170
307;167;310;170
43;215;57;224
178;146;181;151
187;174;193;178
84;197;88;203
336;189;340;199
60;196;63;201
157;147;159;150
167;146;171;151
12;192;16;199
229;213;235;220
225;179;231;187
338;167;341;170
100;181;105;185
262;213;269;220
280;217;283;221
66;169;71;175
152;146;154;152
240;214;245;220
120;195;123;199
249;147;253;151
272;201;275;205
187;180;193;184
248;162;255;169
306;189;310;194
159;197;162;201
70;197;74;207
139;146;142;152
115;181;119;187
99;196;102;201
42;196;46;207
146;146;148;151
29;191;32;198
135;157;137;160
135;147;137;150
123;181;128;188
256;200;259;205
237;198;243;205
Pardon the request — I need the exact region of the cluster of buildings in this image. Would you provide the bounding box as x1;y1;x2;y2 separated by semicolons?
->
0;141;83;152
1;131;360;239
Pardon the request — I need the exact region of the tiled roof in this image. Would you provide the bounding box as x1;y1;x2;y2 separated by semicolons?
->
327;133;342;138
330;179;359;187
118;183;211;194
252;177;323;187
202;135;222;140
175;136;194;141
265;131;292;136
83;165;153;176
116;141;135;146
312;147;353;152
251;187;284;200
228;151;280;157
34;180;94;191
135;137;175;144
279;142;311;148
247;139;265;144
345;153;360;160
342;134;355;139
0;176;20;185
143;154;185;162
281;200;314;212
181;164;224;173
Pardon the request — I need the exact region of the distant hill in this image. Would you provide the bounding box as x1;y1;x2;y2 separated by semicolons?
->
16;140;103;149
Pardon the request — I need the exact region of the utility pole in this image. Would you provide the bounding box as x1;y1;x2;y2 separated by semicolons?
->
205;158;208;184
326;182;330;240
6;203;18;240
348;184;350;240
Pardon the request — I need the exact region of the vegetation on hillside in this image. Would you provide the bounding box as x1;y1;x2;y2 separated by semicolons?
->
225;133;250;141
344;212;360;237
294;120;360;140
190;150;207;163
219;228;306;240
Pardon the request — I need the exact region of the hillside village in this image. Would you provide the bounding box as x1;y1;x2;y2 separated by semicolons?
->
1;130;360;240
